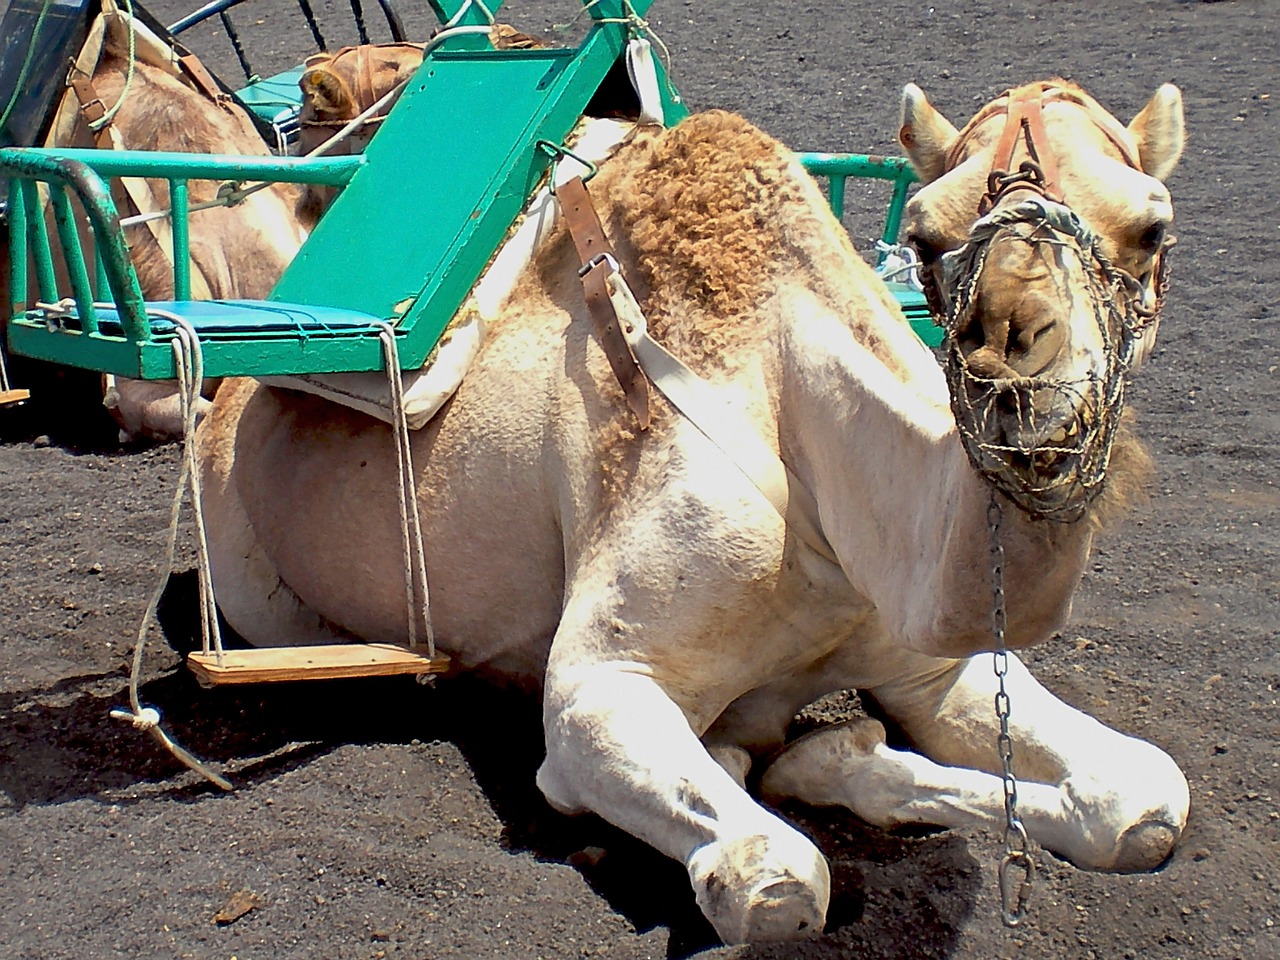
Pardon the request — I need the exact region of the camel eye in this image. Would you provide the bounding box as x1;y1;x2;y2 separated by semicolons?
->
1138;222;1166;255
909;234;940;265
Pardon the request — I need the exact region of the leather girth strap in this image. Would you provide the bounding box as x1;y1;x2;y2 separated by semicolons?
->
557;175;651;429
68;75;112;147
178;53;229;105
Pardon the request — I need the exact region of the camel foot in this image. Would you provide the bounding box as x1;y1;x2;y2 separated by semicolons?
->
1105;819;1180;873
687;832;829;944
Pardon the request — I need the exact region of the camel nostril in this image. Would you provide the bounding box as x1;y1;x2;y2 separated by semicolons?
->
1007;312;1066;376
1015;315;1054;352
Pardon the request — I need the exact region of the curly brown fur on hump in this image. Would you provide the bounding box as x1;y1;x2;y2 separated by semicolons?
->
615;110;812;366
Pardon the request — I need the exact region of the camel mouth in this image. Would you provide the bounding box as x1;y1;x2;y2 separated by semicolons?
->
1013;415;1087;478
953;372;1115;520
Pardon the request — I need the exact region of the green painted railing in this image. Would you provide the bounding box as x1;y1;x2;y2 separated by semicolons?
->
2;148;365;343
1;143;928;378
797;152;917;249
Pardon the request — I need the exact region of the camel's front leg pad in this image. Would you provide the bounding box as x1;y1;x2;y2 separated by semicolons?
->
687;832;830;943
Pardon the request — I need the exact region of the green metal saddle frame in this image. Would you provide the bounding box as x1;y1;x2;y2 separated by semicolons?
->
1;0;682;380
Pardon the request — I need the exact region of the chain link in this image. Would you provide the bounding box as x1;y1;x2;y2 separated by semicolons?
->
988;493;1035;926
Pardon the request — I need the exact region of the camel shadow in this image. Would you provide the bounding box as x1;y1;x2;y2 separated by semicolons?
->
0;356;124;451
0;575;979;959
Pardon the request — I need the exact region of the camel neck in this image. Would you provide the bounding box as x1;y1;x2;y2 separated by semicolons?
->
778;306;1094;659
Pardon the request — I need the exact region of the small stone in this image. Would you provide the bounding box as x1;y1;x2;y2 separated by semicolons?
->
567;846;607;869
33;435;51;448
213;889;259;925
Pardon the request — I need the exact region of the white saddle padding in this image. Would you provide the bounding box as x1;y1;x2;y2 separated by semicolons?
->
257;118;637;429
626;37;666;127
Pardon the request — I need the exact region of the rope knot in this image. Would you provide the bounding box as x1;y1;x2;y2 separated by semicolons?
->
110;705;161;730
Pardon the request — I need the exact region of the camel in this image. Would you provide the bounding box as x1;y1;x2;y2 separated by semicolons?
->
194;79;1189;944
6;4;305;441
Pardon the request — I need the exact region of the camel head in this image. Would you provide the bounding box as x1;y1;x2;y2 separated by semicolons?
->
898;80;1183;521
295;42;426;226
297;43;426;155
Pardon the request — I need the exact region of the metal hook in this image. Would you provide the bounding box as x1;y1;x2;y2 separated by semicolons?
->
536;139;598;182
999;845;1035;927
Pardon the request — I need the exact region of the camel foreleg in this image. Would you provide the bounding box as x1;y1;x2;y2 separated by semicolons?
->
759;653;1188;872
536;581;832;944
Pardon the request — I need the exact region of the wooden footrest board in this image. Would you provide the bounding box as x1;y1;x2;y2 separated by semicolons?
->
0;388;30;406
187;643;451;685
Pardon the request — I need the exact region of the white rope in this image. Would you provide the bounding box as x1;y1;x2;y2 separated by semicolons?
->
443;0;495;28
873;240;925;290
561;0;676;85
166;314;223;660
375;321;435;655
92;0;137;131
0;340;18;393
109;309;231;790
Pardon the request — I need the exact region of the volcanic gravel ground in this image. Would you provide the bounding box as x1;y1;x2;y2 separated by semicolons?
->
0;1;1277;958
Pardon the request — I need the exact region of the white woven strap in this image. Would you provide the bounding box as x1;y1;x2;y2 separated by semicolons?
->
625;38;664;126
602;270;838;564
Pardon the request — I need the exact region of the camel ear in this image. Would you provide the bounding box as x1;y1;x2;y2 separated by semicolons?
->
1128;83;1185;182
899;83;959;183
300;68;355;118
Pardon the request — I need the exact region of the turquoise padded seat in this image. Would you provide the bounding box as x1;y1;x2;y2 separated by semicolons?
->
77;299;384;339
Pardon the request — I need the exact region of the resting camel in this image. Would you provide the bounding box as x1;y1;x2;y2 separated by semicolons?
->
196;80;1189;943
94;49;305;441
6;6;305;441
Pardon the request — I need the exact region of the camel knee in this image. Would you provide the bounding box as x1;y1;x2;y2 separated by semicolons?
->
1058;746;1189;872
687;831;829;944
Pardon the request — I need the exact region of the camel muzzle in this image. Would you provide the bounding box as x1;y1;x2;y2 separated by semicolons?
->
935;196;1160;523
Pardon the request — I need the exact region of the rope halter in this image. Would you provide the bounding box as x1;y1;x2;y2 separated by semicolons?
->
939;196;1165;522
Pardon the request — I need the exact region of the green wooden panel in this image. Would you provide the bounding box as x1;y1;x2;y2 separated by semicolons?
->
271;16;644;370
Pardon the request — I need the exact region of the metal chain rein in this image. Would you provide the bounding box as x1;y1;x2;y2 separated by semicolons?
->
988;493;1034;926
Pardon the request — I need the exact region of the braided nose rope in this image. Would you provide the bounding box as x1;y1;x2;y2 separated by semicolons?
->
934;197;1162;523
